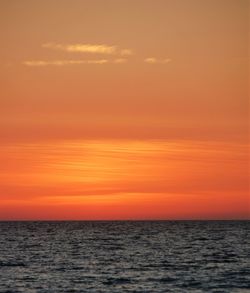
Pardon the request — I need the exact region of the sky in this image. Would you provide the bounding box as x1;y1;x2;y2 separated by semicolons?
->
0;0;249;220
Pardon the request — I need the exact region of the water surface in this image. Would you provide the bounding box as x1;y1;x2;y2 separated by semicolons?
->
0;221;249;292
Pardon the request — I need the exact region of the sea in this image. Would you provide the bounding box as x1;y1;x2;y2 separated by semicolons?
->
0;221;249;293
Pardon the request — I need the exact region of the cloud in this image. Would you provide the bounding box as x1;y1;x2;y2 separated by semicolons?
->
23;59;109;66
42;43;134;56
113;58;127;64
162;58;172;63
144;57;172;64
22;56;171;67
144;57;157;64
43;43;116;54
120;49;133;56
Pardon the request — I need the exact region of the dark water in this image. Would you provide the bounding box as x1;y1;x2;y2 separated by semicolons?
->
0;221;249;293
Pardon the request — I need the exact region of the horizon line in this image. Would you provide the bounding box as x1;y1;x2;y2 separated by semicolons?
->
0;219;249;222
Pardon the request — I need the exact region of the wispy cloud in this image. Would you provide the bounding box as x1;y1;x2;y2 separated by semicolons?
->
22;43;174;68
144;57;172;64
42;43;134;56
43;43;116;54
144;57;157;64
113;58;127;64
120;49;133;56
23;59;109;66
22;57;171;66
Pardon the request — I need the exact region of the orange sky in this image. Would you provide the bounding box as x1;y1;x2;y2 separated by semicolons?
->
0;0;249;220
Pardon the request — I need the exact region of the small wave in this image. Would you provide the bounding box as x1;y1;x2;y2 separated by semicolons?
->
103;277;131;285
0;261;26;268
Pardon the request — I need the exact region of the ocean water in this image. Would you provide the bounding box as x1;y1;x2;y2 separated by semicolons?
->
0;221;249;293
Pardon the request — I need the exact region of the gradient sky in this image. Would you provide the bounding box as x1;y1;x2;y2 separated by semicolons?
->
0;0;249;220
